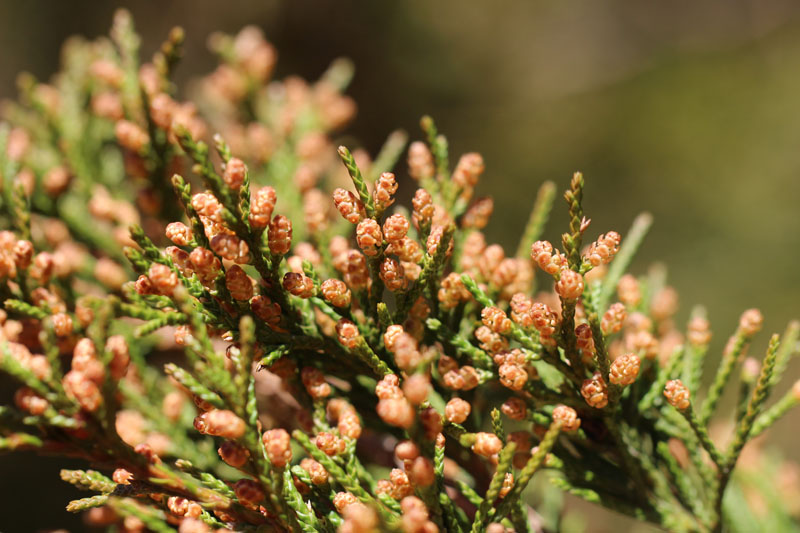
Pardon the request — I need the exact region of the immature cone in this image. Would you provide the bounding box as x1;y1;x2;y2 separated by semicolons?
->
501;397;527;421
575;323;595;361
498;363;528;391
530;240;567;275
481;306;512;335
262;428;292;467
225;265;253;301
408;141;435;181
63;370;102;412
316;432;346;456
452;152;485;190
268;215;292;255
336;319;360;349
552;405;580;431
251;295;282;329
321;279;351;308
218;440;250;467
375;258;406;293
373;172;398;211
211;233;250;264
472;432;503;458
602;303;627;335
115;120;149;152
556;269;584;301
411;188;434;229
383;213;409;243
462;197;494;229
356;218;382;257
664;379;691;411
301;367;331;399
445;397;471;424
148;263;178;296
165;222;193;246
617;274;641;306
223;157;246;190
194;409;246;439
609;353;640;386
585;231;621;267
249;186;277;229
739;308;763;337
438;272;470;309
376;397;415;429
300;458;329;485
333;188;365;224
581;372;609;409
283;272;315;298
687;316;712;346
234;479;265;506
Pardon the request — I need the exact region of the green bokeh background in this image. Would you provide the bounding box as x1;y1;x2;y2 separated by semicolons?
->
1;1;799;531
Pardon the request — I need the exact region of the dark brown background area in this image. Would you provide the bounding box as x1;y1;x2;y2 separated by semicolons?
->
2;1;800;531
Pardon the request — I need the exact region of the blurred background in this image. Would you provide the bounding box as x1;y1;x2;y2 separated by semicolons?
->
1;0;799;531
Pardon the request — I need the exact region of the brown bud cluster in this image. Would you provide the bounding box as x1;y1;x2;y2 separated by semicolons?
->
664;379;690;411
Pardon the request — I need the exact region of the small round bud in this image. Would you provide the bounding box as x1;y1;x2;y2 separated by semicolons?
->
585;231;621;267
581;372;608;409
664;379;691;410
52;313;73;337
445;397;471;424
262;428;292;467
462;197;493;229
194;409;246;439
602;303;627;335
333;491;358;514
452;152;484;189
609;353;640;386
472;432;503;457
115;120;149;152
617;274;641;306
218;440;250;467
333;188;365;224
688;316;712;346
356;219;382;257
382;214;409;243
497;400;526;425
225;265;254;301
556;270;584;301
498;363;528;391
409;456;435;487
373;172;398;211
315;432;346;456
300;458;329;485
380;258;407;292
222;157;246;190
211;233;250;263
165;222;193;246
403;374;430;405
336;319;360;349
411;188;434;229
148;263;179;296
268;215;292;255
283;272;315;298
249;186;277;229
320;279;351;307
408;142;434;182
301;367;331;400
234;479;265;506
482;306;512;335
739;309;763;337
376;397;415;429
552;405;580;432
575;323;595;361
